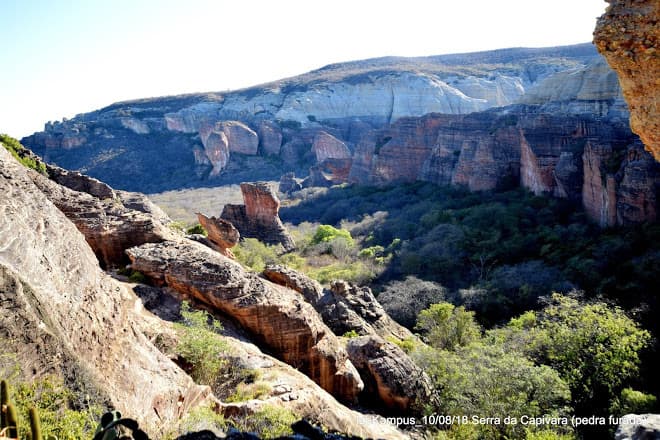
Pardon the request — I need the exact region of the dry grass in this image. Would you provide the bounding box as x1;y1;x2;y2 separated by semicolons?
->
148;185;245;224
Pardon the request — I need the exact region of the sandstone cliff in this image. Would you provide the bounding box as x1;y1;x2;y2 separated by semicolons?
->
22;44;601;192
594;0;660;161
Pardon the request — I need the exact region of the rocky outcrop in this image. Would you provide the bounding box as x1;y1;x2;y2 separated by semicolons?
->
262;266;412;341
28;166;175;268
311;132;351;163
219;121;259;155
594;0;660;161
258;120;283;156
126;240;363;403
0;146;210;433
582;141;659;227
279;172;303;194
304;159;353;188
196;213;240;258
46;164;116;199
615;414;660;440
221;182;295;251
346;336;437;415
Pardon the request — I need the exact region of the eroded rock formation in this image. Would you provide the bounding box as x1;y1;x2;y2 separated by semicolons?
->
0;146;210;433
28;165;175;268
221;182;295;251
196;212;240;258
346;336;437;415
594;0;660;161
126;240;363;403
263;266;412;341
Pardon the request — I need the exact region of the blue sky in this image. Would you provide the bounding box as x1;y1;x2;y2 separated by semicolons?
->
1;0;607;138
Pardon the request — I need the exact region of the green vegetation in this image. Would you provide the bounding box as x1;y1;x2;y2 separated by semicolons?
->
0;377;102;440
186;223;207;236
230;404;297;439
413;294;650;439
175;302;229;386
225;381;271;403
1;134;47;175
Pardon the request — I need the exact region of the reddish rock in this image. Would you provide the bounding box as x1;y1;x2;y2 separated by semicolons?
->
582;142;619;227
594;0;660;161
29;167;175;268
196;212;240;258
305;158;353;188
346;336;437;415
126;240;363;403
311;131;351;163
616;144;659;225
258;121;283;155
221;182;295;251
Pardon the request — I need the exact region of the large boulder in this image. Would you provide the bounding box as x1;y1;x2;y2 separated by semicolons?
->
126;240;363;403
196;212;240;258
29;166;175;268
346;336;437;415
594;0;660;162
221;182;295;251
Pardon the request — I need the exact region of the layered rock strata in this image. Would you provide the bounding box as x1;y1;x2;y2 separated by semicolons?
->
221;182;295;251
346;336;437;415
594;0;660;161
126;240;363;403
27;168;174;268
263;265;412;341
0;146;210;433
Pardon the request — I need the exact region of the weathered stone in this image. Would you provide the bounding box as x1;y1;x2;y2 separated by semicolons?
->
263;266;412;341
126;240;363;403
221;182;295;251
594;0;660;161
304;159;353;188
46;164;116;199
0;146;210;434
615;414;660;440
311;131;351;163
28;171;175;268
279;172;303;194
346;336;437;415
219;121;259;155
196;212;240;258
258;120;283;155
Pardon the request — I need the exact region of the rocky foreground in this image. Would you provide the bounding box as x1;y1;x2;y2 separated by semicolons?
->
0;141;431;438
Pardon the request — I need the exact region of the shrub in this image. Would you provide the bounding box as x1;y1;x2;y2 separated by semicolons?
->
234;238;280;272
378;277;447;328
415;303;481;351
175;302;230;386
230;404;297;439
6;376;102;440
226;381;271;403
311;225;354;247
186;223;207;236
1;134;48;175
128;270;148;284
177;404;227;437
342;330;360;339
610;388;657;416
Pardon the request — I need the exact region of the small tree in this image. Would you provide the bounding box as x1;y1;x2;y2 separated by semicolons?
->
415;302;480;351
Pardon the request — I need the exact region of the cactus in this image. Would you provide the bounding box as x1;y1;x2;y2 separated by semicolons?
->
1;379;8;428
29;408;42;440
5;403;18;438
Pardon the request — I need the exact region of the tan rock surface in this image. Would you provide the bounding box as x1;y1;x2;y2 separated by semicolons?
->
311;131;351;163
0;146;209;433
594;0;660;161
347;336;437;416
126;240;363;403
196;213;240;258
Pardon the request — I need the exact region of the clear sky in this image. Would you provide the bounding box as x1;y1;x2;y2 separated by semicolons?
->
0;0;608;139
